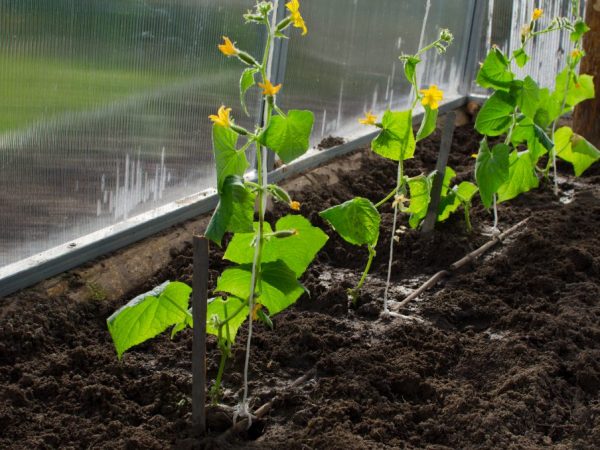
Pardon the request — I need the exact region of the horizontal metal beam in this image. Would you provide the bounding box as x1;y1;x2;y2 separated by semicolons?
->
0;95;467;299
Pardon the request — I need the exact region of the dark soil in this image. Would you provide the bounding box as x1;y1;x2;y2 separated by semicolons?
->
2;121;600;449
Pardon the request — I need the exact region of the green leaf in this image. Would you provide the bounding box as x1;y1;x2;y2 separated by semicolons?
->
511;118;552;164
107;281;192;359
416;106;438;142
216;261;304;316
372;110;416;161
513;48;530;68
260;110;314;164
403;56;421;85
440;166;457;197
320;197;380;246
206;297;249;344
536;88;561;126
455;181;479;203
213;125;249;192
497;150;539;203
240;68;259;116
475;91;516;136
516;76;540;119
476;48;515;91
553;69;595;112
224;215;328;278
555;127;600;176
407;174;434;229
570;20;590;42
437;182;478;223
475;141;510;208
206;175;256;246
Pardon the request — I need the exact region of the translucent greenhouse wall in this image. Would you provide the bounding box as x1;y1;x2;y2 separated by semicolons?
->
0;0;585;288
473;0;586;94
0;1;264;267
280;0;476;145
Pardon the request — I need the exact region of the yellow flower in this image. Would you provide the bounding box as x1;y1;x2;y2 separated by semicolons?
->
258;79;282;96
218;36;239;57
286;0;308;36
392;194;408;209
419;85;444;110
532;8;543;21
471;154;478;159
359;111;377;126
571;49;582;59
289;200;301;211
208;106;232;128
252;303;263;321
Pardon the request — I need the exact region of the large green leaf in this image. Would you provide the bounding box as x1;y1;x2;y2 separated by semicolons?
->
416;106;438;142
511;118;552;164
260;110;314;163
515;76;540;119
206;175;256;246
475;91;516;136
320;197;380;246
107;281;192;359
497;150;539;203
555;127;600;176
216;261;304;316
224;215;328;278
552;69;595;112
240;68;258;116
372;110;416;161
213;125;249;192
407;174;433;229
476;48;514;91
512;48;530;68
475;141;510;208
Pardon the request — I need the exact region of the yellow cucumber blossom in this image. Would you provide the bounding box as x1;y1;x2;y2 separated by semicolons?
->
419;85;444;110
218;36;239;57
258;79;282;96
289;200;301;211
359;111;377;126
571;49;582;59
532;8;543;21
392;194;409;209
209;106;233;128
286;0;308;36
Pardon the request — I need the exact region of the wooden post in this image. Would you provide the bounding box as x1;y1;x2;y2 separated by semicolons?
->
421;112;456;233
573;0;600;147
192;236;209;435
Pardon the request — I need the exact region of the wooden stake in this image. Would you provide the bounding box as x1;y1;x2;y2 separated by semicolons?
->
192;236;209;435
422;112;456;233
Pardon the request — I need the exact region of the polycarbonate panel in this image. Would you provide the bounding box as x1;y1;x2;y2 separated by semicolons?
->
472;0;585;93
279;0;476;145
0;1;264;267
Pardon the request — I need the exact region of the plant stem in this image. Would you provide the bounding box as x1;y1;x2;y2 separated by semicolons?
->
464;203;473;233
349;245;376;303
240;14;275;415
383;159;404;313
492;194;499;230
375;188;397;209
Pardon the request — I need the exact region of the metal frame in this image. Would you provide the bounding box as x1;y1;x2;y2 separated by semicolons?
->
0;0;489;299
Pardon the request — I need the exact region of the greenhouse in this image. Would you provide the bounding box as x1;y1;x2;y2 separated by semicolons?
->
1;0;600;448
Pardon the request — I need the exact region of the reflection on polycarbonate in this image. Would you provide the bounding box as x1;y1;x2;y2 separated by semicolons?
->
0;0;263;266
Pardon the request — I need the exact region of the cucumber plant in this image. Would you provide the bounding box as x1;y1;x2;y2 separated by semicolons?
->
107;0;327;420
473;3;598;230
319;30;466;313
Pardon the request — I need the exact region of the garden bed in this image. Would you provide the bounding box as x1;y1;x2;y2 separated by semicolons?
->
1;118;600;449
